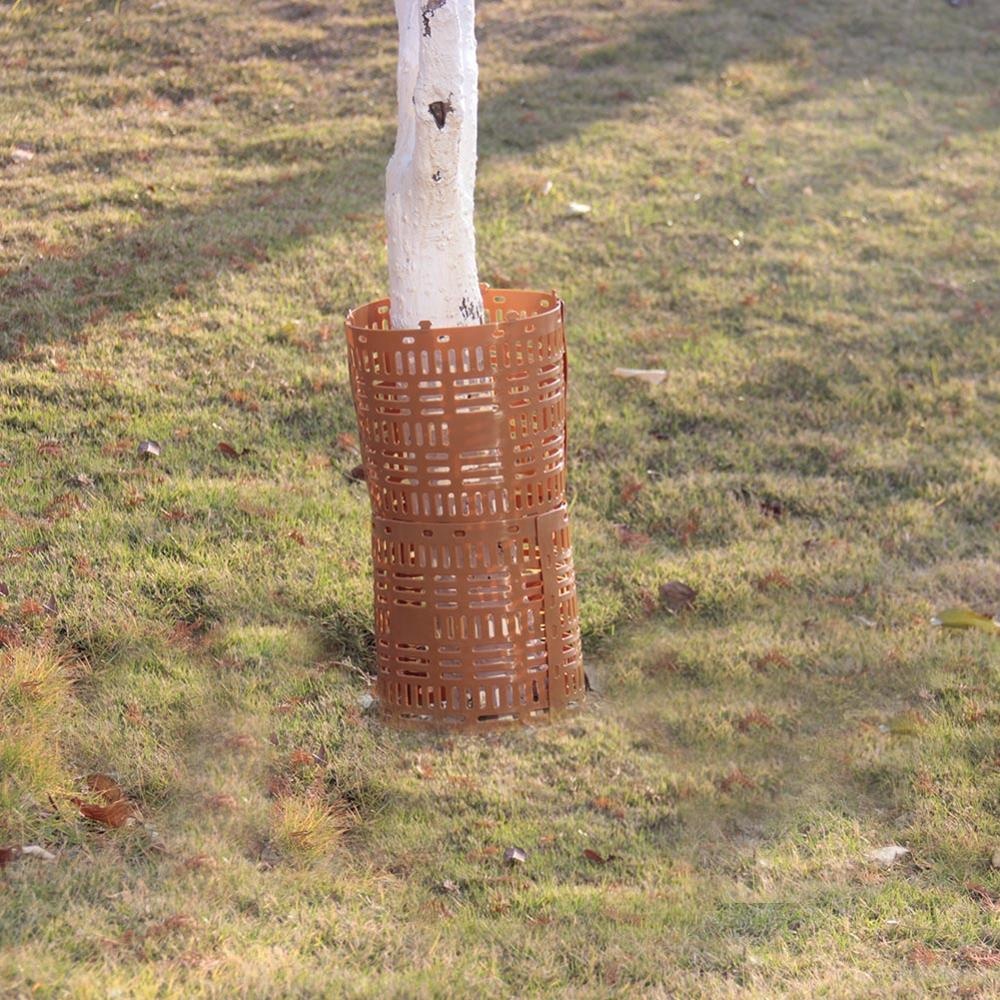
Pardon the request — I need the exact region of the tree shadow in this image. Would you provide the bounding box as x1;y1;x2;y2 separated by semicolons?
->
1;0;993;357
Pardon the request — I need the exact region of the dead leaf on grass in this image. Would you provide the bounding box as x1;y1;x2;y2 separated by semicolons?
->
336;432;359;453
21;845;56;861
86;773;126;803
908;944;940;967
147;914;197;937
583;848;618;865
716;768;756;793
734;709;774;732
590;797;626;819
224;734;258;751
205;794;239;812
660;580;697;614
964;882;1000;912
179;854;217;872
503;846;527;865
218;441;249;459
614;523;650;549
71;796;141;828
865;844;909;867
289;748;322;768
931;607;999;634
612;367;667;385
619;477;644;505
958;946;1000;969
467;846;499;862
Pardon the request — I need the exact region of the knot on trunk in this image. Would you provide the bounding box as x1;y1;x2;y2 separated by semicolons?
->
428;99;453;129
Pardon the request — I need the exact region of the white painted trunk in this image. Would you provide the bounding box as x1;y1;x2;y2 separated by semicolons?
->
386;0;484;330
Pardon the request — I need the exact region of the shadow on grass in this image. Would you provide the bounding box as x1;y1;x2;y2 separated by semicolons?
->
2;0;992;357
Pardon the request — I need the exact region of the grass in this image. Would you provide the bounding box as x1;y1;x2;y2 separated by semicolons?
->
1;0;998;995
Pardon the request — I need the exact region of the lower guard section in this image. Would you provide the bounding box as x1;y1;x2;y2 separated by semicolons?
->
372;505;584;729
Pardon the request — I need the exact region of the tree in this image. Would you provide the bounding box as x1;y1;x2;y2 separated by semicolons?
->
386;0;484;330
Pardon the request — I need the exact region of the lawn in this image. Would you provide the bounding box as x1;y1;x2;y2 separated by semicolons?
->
1;0;998;996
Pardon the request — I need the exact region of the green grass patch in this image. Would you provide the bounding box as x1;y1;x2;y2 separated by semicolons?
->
1;0;998;995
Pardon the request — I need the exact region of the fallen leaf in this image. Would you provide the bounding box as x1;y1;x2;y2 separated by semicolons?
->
10;145;35;164
566;202;591;216
992;846;1000;869
439;879;460;894
0;582;8;597
612;367;668;385
866;844;909;866
964;882;1000;912
37;439;62;457
908;944;940;967
716;768;756;793
614;523;650;549
752;649;791;672
347;464;367;483
735;709;774;732
71;797;141;828
217;441;243;459
147;914;196;937
583;848;618;865
20;845;56;861
205;794;238;812
180;854;217;872
223;734;258;751
660;580;697;614
503;846;527;865
959;946;1000;968
266;773;292;799
759;497;784;519
86;773;126;803
754;570;791;592
619;477;644;505
0;846;18;867
930;607;999;634
336;432;359;453
137;440;161;460
590;797;626;819
467;845;500;861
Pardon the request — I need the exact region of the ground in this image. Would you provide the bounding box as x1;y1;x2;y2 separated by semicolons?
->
1;0;998;997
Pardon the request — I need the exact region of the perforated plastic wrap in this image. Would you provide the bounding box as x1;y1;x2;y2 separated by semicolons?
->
345;287;584;730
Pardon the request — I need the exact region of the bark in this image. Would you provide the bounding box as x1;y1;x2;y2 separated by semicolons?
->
386;0;484;330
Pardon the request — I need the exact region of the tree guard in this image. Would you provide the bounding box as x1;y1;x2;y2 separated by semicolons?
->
346;288;584;729
345;1;583;729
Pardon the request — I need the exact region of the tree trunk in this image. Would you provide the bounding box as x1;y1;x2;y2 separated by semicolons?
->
386;0;484;330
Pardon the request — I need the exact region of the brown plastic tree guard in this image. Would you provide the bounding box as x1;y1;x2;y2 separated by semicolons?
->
345;286;584;730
